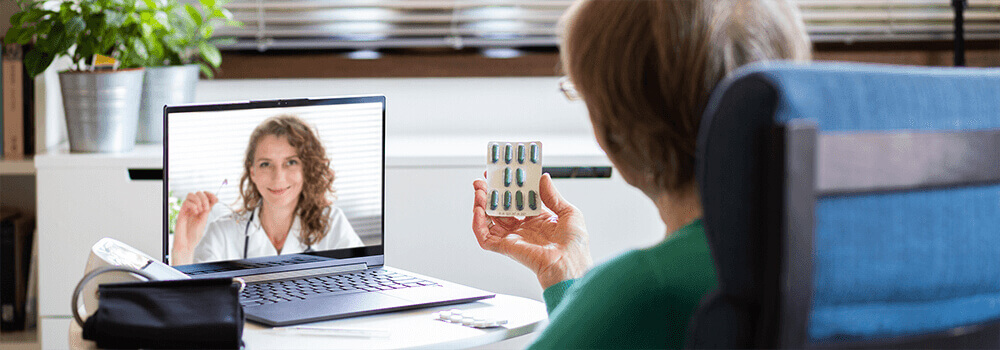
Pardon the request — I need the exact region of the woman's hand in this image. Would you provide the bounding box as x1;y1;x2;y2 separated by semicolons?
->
472;173;593;289
170;191;218;265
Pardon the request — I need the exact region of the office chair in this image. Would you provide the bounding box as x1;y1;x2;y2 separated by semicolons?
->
687;62;1000;348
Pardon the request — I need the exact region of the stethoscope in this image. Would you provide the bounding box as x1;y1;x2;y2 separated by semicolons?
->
242;208;314;259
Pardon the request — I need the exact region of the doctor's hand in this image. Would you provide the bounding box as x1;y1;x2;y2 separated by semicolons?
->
472;173;593;289
170;191;218;266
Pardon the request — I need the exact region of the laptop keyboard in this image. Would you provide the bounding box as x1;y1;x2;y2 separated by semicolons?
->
239;269;439;307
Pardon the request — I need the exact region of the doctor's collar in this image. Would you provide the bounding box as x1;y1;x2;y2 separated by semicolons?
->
245;205;304;234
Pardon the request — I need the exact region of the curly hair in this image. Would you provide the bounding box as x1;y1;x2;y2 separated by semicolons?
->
237;115;336;246
560;0;811;193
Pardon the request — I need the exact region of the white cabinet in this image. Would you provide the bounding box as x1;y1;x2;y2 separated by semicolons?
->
35;145;162;349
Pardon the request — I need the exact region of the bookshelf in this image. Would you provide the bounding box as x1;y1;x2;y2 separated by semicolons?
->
0;159;34;175
0;329;39;350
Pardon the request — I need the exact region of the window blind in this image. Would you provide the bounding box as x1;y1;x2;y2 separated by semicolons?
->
212;0;999;51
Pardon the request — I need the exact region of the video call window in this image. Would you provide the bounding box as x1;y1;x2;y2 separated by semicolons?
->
167;102;383;265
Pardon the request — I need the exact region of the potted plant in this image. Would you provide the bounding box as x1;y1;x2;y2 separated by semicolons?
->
5;0;157;153
136;0;240;144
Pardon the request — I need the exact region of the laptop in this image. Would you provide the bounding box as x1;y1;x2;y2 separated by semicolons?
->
162;95;494;326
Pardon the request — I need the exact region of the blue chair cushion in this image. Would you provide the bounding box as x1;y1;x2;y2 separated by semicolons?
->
729;62;1000;342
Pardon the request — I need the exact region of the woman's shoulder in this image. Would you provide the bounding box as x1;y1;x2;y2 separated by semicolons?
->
324;205;346;216
576;222;713;295
574;250;662;297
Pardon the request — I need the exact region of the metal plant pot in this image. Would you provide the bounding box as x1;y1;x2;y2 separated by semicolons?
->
138;65;199;143
60;68;145;153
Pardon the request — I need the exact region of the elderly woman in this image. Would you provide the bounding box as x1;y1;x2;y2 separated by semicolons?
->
471;0;811;348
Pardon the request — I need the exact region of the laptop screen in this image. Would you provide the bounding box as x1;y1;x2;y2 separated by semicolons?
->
163;96;384;275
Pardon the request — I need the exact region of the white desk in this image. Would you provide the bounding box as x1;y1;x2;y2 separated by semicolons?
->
68;294;547;349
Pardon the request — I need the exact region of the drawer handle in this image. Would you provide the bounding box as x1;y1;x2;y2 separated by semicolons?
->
128;168;163;181
543;167;612;179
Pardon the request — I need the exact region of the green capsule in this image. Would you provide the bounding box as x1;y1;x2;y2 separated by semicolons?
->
516;191;524;210
504;167;512;187
490;190;499;210
516;168;525;187
503;191;512;210
530;143;539;163
504;143;513;164
490;143;500;163
528;190;537;210
517;144;526;164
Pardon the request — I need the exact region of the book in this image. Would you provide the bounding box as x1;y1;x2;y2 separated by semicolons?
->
0;210;20;330
0;208;34;331
23;227;38;330
22;45;34;158
1;56;4;159
2;44;24;160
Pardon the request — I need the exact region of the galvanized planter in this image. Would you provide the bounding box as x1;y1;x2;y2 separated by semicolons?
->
138;64;199;143
59;68;145;153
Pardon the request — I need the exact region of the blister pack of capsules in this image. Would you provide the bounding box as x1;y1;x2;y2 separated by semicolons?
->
486;141;542;217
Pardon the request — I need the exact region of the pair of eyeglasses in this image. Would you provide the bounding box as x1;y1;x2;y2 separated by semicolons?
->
558;76;580;101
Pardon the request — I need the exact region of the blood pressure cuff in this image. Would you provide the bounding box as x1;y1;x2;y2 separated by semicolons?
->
82;277;244;349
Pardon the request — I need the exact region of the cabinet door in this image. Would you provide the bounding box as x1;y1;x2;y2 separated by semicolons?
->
37;167;162;317
385;166;663;301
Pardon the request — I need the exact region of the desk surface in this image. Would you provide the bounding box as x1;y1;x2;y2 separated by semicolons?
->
69;294;548;349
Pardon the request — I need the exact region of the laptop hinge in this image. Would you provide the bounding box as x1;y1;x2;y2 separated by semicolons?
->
239;262;369;283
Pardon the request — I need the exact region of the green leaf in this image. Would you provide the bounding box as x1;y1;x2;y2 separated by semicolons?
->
65;16;85;36
132;37;149;60
199;41;221;67
198;63;213;79
147;39;164;63
221;8;235;21
199;0;216;10
143;0;157;10
52;30;76;55
154;12;170;30
200;24;213;38
24;49;55;78
76;40;95;62
10;12;25;26
104;10;127;27
5;27;24;44
185;4;203;27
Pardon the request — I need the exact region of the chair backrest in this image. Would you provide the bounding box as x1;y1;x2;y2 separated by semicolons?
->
688;62;1000;349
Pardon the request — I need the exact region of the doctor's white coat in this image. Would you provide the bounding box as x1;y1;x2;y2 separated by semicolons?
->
193;206;363;263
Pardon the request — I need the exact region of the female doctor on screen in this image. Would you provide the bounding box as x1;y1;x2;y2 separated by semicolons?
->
170;115;363;265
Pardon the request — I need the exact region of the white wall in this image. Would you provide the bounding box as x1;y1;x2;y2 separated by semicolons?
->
194;77;595;139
